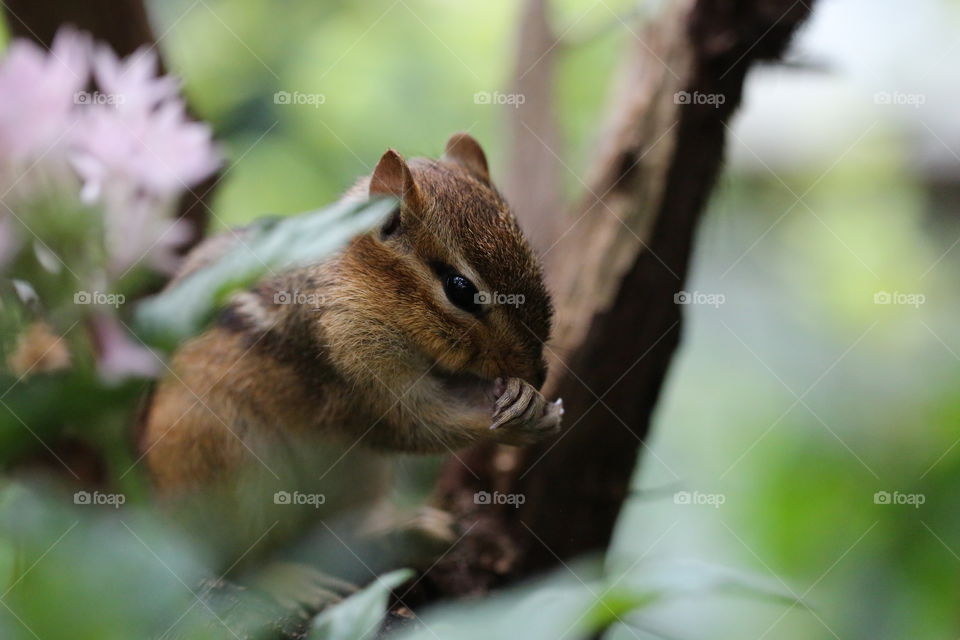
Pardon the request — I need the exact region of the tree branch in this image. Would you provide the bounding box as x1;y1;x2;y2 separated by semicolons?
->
502;0;565;253
421;0;815;598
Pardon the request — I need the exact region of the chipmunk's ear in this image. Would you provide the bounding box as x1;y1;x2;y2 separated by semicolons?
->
370;149;422;213
444;133;490;184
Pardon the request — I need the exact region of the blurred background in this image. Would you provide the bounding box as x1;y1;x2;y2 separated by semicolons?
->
1;0;958;638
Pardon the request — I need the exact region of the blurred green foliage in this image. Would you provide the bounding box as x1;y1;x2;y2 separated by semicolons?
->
153;0;636;227
615;153;960;638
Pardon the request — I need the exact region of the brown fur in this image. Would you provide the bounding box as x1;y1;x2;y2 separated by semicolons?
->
140;135;556;558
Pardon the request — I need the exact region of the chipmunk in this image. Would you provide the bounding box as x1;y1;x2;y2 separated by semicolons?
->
139;133;562;586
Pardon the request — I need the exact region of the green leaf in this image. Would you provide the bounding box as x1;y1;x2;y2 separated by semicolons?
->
579;587;660;632
133;197;396;351
309;568;414;640
394;557;806;640
611;558;807;609
0;485;209;640
395;559;616;640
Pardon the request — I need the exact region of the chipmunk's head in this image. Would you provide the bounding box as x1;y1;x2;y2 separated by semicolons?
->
340;134;552;389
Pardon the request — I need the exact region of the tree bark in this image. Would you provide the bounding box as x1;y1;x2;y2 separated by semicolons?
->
3;0;154;57
501;0;565;254
421;0;815;598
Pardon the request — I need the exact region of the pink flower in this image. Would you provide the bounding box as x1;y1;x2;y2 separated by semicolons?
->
0;29;220;277
72;46;220;201
91;44;180;114
90;313;160;383
98;184;194;277
0;28;224;382
0;28;90;164
69;44;220;275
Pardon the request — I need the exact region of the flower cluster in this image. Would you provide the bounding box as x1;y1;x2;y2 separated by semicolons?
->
0;28;220;275
0;28;221;382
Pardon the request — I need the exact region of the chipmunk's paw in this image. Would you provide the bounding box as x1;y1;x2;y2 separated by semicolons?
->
401;506;457;545
395;506;458;566
361;505;459;568
253;562;357;619
489;377;563;445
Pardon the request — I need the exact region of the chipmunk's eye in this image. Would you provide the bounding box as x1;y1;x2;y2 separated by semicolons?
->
443;272;481;314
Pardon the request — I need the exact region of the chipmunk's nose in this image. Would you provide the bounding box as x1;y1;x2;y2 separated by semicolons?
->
507;352;547;389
